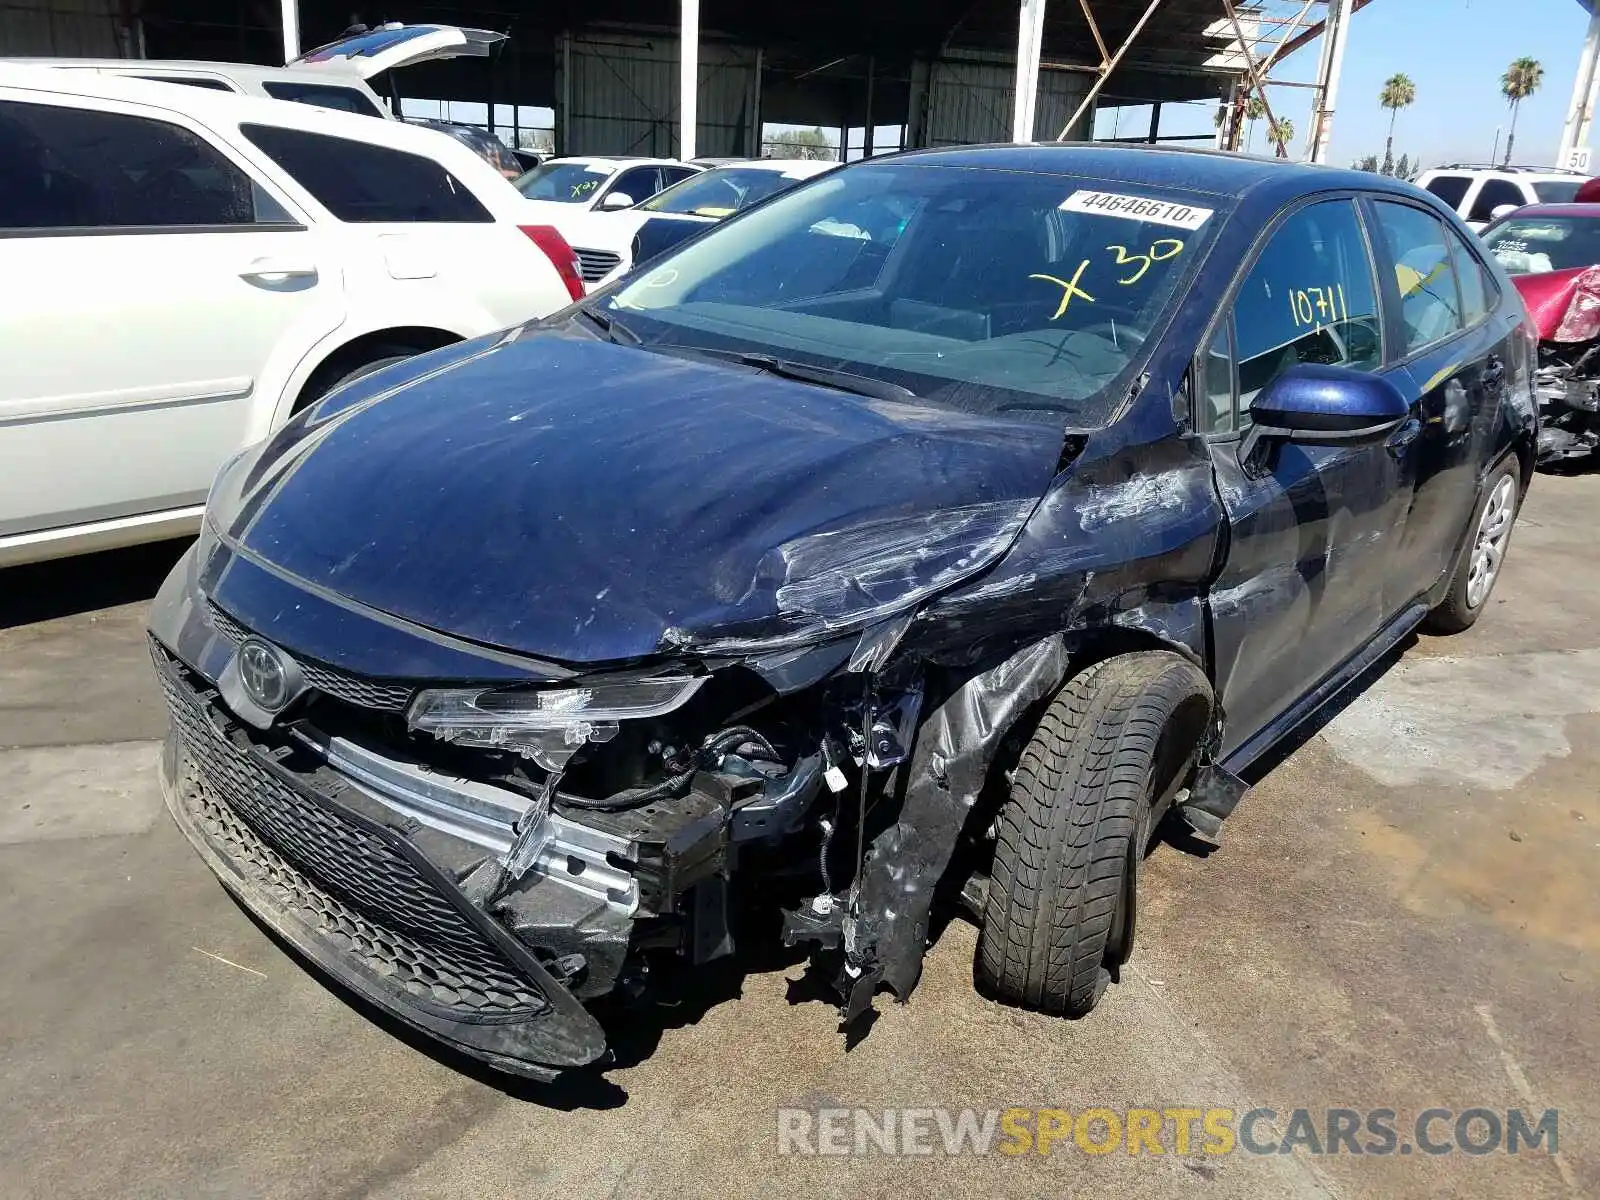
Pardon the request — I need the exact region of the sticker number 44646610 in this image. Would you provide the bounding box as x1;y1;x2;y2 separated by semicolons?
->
1060;190;1215;231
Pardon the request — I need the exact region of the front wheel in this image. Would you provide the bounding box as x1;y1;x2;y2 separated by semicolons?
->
976;651;1211;1017
1424;458;1521;634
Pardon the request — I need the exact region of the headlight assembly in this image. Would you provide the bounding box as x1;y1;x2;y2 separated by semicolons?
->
407;674;708;771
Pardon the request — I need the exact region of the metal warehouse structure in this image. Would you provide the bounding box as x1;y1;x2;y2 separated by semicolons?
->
2;0;1352;159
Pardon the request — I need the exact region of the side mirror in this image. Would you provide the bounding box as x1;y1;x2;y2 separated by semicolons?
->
600;191;636;210
1241;363;1410;464
1490;203;1519;221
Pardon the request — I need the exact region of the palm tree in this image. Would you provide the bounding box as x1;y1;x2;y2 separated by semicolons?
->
1379;73;1416;174
1501;57;1544;165
1243;94;1267;152
1268;116;1294;158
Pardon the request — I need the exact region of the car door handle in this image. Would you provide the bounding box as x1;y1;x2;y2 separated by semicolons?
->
240;257;318;284
1386;417;1422;459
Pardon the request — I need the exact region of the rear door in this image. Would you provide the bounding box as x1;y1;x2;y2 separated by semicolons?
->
237;121;557;328
0;90;343;540
1366;198;1516;604
1200;196;1419;757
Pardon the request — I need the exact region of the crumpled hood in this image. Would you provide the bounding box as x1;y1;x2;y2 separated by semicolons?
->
1512;268;1587;340
220;327;1063;664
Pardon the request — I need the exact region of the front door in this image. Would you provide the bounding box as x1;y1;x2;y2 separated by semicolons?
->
1198;197;1419;757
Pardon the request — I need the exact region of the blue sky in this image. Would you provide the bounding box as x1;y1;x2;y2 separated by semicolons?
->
1106;0;1594;167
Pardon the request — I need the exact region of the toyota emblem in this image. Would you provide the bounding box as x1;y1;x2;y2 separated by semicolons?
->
238;639;291;712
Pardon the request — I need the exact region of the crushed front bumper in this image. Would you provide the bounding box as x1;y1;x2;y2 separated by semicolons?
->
152;643;610;1080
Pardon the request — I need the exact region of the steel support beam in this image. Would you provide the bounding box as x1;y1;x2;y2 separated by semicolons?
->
1560;5;1600;166
1013;0;1047;141
279;0;298;64
1305;0;1351;163
680;0;699;161
1219;0;1281;154
1055;0;1164;141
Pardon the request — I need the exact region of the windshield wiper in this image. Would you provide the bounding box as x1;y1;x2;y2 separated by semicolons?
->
573;303;641;346
689;348;919;404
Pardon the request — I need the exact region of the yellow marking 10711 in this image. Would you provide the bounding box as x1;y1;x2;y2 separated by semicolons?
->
1105;238;1185;285
1029;259;1097;319
1289;283;1348;328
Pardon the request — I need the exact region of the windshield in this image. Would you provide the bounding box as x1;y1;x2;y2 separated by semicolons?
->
1483;214;1600;274
515;161;615;203
642;167;808;217
1532;180;1583;204
602;163;1219;422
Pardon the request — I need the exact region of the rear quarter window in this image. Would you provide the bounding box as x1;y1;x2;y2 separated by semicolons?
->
1423;175;1471;210
240;123;492;223
261;81;385;118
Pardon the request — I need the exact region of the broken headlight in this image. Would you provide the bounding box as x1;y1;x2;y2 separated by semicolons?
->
407;675;708;771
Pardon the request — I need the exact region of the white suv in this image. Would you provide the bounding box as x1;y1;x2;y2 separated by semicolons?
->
5;22;505;120
1417;164;1590;230
0;66;584;568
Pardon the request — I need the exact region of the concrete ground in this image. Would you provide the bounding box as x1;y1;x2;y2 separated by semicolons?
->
1;475;1596;1200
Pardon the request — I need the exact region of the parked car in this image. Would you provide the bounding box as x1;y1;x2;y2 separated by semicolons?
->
151;145;1534;1081
5;22;504;120
560;159;837;290
1417;163;1590;230
1483;203;1600;464
0;66;584;567
408;118;523;179
514;156;701;279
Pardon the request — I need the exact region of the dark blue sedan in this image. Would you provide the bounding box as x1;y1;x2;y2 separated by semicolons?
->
150;145;1536;1079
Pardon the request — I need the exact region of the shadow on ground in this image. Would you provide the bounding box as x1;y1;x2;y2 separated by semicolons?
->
0;538;191;630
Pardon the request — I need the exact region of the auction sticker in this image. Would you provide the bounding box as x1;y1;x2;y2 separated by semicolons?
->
1060;190;1214;230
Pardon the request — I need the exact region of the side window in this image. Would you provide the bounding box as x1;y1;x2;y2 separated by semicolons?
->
1447;227;1492;325
0;99;279;230
1423;174;1471;211
241;124;491;223
260;81;385;118
1371;201;1465;354
1229;199;1383;418
663;166;699;186
608;167;662;204
1468;179;1526;224
133;75;237;92
1197;319;1237;434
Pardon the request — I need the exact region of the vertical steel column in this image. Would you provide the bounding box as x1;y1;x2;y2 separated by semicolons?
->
279;0;299;64
1307;0;1351;163
864;55;876;157
680;0;700;161
1012;0;1047;141
1560;5;1600;165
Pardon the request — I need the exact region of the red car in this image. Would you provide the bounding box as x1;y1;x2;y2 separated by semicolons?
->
1483;202;1600;464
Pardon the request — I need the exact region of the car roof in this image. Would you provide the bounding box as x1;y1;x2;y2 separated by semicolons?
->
885;142;1404;200
708;159;833;176
545;155;692;170
1;57;366;83
0;63;500;172
1423;164;1585;179
1489;203;1600;219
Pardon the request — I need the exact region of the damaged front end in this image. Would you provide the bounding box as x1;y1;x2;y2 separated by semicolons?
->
149;536;1040;1079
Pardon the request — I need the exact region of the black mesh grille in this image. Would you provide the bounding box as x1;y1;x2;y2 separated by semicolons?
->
573;247;622;282
206;601;413;713
158;655;544;1019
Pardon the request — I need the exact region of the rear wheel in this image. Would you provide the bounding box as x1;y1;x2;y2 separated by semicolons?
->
1424;458;1521;634
294;348;414;414
976;651;1210;1016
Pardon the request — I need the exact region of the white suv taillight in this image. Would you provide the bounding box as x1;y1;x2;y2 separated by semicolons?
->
518;225;585;303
